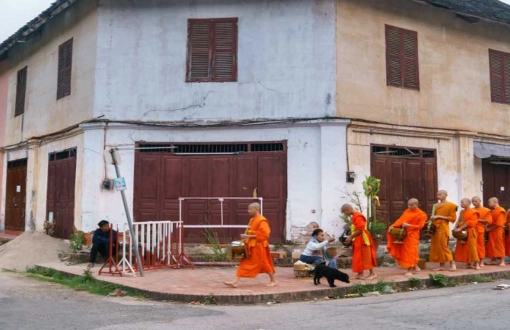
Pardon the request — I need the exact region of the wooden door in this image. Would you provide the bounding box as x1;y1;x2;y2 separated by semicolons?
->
47;148;77;239
371;145;437;225
133;142;287;243
5;159;27;232
482;159;510;208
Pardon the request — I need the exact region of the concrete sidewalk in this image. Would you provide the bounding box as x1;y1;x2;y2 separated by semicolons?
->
35;260;510;304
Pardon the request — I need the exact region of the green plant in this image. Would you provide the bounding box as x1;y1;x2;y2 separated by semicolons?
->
369;222;387;238
69;231;86;253
25;267;144;297
203;228;230;262
203;293;218;305
429;273;455;287
409;277;421;288
353;280;394;295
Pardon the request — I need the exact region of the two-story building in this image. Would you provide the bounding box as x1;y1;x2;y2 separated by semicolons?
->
0;0;509;242
338;0;510;223
0;0;345;243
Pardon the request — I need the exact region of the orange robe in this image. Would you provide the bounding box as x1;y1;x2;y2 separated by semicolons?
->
506;213;510;257
486;207;506;259
351;212;377;272
387;208;427;268
453;209;479;263
429;202;457;263
474;206;491;260
236;215;275;278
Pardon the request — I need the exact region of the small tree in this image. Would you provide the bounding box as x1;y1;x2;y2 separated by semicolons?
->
362;176;386;238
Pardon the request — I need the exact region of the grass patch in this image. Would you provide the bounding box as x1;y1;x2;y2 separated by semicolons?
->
467;275;494;283
353;279;394;295
429;273;456;288
409;277;421;288
25;267;145;298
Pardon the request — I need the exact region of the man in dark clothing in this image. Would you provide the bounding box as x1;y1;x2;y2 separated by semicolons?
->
87;220;117;269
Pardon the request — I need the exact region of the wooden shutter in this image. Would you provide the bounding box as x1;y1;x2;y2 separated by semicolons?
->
57;38;73;99
385;25;419;90
489;49;510;104
187;18;237;82
15;66;27;117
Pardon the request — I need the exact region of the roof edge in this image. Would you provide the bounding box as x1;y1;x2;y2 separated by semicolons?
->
0;0;79;58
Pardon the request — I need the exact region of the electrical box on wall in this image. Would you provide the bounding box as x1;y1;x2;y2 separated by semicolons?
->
102;178;114;190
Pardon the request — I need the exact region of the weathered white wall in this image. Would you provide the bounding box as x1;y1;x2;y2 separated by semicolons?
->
78;121;348;240
94;0;336;121
4;0;98;147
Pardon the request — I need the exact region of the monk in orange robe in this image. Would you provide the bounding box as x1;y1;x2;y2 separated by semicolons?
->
486;197;506;266
341;204;377;280
472;196;492;267
453;198;480;269
224;203;276;287
429;190;458;271
387;198;427;276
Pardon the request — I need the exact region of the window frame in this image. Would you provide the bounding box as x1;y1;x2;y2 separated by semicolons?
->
186;18;238;83
15;66;28;117
57;38;73;100
489;49;510;105
385;24;420;91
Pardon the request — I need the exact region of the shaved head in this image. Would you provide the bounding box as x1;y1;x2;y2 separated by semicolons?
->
472;196;481;202
249;202;260;210
488;197;499;203
408;198;418;204
341;204;354;212
461;198;471;204
438;190;448;195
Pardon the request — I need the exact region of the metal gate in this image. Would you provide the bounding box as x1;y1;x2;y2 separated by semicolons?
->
47;148;77;239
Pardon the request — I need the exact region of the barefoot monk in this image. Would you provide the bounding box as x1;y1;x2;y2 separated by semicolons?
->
429;190;458;271
387;198;427;276
472;196;491;267
224;203;276;288
486;197;506;267
341;204;377;280
453;198;480;270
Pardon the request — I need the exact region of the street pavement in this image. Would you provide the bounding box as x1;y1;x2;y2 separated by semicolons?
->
1;271;509;330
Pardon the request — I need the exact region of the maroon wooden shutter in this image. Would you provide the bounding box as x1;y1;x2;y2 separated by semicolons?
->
15;66;27;117
386;25;419;90
57;38;73;99
187;18;237;82
489;49;510;104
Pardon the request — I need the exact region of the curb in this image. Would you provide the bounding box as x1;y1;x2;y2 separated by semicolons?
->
33;265;510;305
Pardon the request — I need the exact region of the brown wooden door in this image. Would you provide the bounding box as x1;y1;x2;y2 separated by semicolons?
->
47;149;77;239
133;143;287;243
5;159;27;232
371;145;437;225
482;159;510;208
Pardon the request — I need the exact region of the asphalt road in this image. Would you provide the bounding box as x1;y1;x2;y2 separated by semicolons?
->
1;271;509;330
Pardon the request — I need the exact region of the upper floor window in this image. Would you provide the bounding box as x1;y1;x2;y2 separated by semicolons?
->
186;18;238;82
489;49;510;105
15;66;27;117
385;25;419;90
57;38;73;99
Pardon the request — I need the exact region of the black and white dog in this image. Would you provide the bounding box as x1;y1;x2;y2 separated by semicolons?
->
313;264;350;287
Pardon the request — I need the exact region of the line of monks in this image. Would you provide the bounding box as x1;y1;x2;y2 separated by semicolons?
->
342;190;510;278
